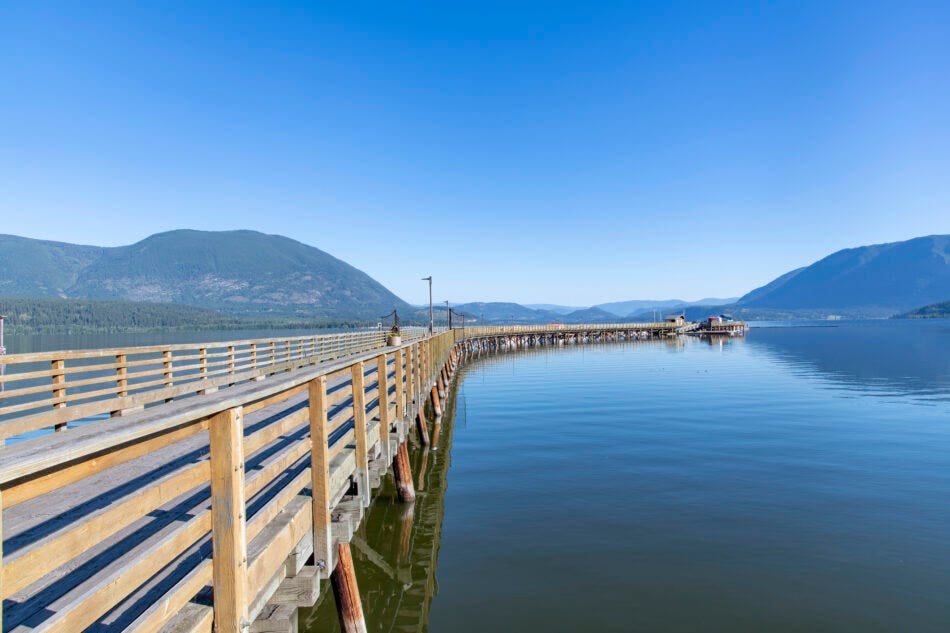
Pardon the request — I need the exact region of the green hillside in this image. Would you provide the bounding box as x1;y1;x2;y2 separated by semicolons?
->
0;234;105;297
894;300;950;319
0;297;240;334
0;230;413;320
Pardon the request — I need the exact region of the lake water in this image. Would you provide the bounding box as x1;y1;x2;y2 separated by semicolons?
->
303;320;950;632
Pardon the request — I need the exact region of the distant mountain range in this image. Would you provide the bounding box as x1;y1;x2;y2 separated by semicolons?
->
1;231;947;330
525;298;739;318
0;230;414;320
633;234;950;321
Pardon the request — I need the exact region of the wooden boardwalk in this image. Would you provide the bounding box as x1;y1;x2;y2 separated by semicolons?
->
0;321;716;632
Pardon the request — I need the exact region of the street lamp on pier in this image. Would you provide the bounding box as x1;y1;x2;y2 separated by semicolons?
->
422;276;433;334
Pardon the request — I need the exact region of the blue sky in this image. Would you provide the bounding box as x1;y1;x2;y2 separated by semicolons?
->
2;2;948;306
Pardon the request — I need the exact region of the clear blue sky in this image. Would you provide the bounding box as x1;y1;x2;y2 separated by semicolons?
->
2;2;948;307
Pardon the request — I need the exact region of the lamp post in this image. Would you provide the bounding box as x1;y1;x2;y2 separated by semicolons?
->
422;276;433;334
445;300;450;329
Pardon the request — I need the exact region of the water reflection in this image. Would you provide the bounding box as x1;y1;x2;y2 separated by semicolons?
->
300;323;950;632
300;384;458;632
746;320;950;402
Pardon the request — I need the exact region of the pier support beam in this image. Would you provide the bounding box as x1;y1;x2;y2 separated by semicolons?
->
392;442;416;502
331;543;367;633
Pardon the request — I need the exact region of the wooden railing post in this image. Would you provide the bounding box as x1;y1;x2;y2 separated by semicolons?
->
1;488;4;632
376;354;391;464
209;406;249;633
115;354;128;398
425;339;432;385
163;349;173;403
394;349;405;421
350;363;370;507
51;358;66;431
112;353;128;417
309;376;332;574
407;344;416;408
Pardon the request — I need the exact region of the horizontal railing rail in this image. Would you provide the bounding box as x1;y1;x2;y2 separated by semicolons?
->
0;327;428;443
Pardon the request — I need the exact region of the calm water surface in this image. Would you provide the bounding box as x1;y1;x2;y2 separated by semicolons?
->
305;320;950;632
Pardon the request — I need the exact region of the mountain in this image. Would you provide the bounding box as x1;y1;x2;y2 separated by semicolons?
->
734;235;950;315
524;303;586;314
595;299;684;317
591;298;740;318
451;302;562;324
0;234;105;297
452;303;627;324
0;230;414;320
560;307;619;323
894;300;950;319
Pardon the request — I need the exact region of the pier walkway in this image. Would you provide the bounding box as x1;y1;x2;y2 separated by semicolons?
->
0;321;723;633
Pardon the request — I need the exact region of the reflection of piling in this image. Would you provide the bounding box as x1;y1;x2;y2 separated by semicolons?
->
331;542;368;633
397;502;415;565
430;385;442;418
416;410;430;447
430;417;442;451
392;442;416;502
417;447;429;491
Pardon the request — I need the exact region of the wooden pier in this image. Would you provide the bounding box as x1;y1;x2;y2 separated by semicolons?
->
0;320;731;632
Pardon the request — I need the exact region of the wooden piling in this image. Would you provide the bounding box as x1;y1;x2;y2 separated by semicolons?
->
330;543;367;633
392;442;416;502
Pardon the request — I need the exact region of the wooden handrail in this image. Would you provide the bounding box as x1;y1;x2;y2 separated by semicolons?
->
0;327;428;442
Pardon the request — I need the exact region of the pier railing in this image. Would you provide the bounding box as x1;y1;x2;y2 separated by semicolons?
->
0;330;457;633
0;328;427;443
